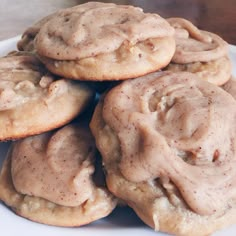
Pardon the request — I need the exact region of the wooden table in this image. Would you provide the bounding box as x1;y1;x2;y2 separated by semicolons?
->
0;0;236;44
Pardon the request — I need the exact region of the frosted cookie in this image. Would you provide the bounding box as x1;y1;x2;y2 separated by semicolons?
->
0;123;117;226
222;78;236;99
165;18;231;85
35;2;175;81
90;71;236;235
0;52;94;141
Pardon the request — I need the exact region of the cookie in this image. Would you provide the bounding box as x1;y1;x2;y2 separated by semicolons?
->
34;2;175;81
165;18;231;85
90;71;236;235
0;123;117;226
0;52;94;141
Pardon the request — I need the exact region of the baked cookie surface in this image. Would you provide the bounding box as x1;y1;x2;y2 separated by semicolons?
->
0;53;94;140
35;2;175;81
166;18;231;85
90;71;236;235
0;52;94;141
0;123;117;226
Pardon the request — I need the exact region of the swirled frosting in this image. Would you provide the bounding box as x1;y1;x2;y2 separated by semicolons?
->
101;71;236;216
0;52;69;110
167;18;228;63
11;124;97;207
35;2;174;60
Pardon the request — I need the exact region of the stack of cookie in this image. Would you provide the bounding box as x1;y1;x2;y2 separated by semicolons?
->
0;2;236;236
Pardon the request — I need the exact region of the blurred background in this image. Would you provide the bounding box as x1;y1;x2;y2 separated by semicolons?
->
0;0;235;44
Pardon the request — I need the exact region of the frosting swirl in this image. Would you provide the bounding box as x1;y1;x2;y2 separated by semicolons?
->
11;124;97;207
35;2;174;60
167;18;228;63
101;71;236;215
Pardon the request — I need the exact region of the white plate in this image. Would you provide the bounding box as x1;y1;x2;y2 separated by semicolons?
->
0;36;236;236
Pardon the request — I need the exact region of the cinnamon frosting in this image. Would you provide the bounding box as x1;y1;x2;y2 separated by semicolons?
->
100;71;236;216
35;2;174;60
167;18;228;63
11;124;97;207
